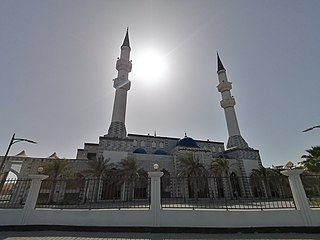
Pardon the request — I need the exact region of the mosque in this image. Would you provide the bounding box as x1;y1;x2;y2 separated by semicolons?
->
76;29;261;173
1;30;262;199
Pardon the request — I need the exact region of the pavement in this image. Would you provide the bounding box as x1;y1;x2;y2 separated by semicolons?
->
0;231;319;240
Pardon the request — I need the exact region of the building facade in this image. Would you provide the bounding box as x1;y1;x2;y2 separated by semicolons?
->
1;30;262;200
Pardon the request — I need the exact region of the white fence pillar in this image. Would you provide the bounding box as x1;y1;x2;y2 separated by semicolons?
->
21;174;48;225
148;171;163;227
281;169;313;226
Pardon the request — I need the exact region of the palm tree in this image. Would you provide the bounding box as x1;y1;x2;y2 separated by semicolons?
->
301;146;320;173
118;156;144;201
210;158;235;199
210;158;232;177
84;155;112;179
42;159;70;203
250;165;284;198
83;155;112;202
177;152;208;200
251;165;271;198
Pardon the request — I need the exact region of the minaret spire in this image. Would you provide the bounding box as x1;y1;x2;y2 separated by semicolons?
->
216;53;248;148
122;27;130;48
217;52;225;73
106;29;132;138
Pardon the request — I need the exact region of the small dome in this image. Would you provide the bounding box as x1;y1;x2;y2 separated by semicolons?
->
153;150;167;155
133;148;147;154
176;137;199;148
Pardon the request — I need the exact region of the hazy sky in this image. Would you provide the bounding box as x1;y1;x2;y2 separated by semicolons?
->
1;0;319;167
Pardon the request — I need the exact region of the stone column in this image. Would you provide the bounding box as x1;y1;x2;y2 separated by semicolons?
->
148;171;163;227
21;174;48;225
281;169;313;226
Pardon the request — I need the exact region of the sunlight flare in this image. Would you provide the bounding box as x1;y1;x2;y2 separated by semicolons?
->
133;48;167;84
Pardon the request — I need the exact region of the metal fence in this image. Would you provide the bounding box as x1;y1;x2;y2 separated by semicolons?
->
161;176;295;209
0;178;31;209
3;174;318;211
301;174;320;208
36;176;151;209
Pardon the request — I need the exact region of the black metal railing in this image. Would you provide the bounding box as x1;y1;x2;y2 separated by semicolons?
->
301;174;320;208
36;176;150;209
4;174;317;210
0;178;31;209
161;176;295;209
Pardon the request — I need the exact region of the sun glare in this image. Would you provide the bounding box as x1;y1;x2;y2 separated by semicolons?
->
133;48;167;84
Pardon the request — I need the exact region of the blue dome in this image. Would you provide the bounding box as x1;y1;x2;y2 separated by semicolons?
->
153;150;167;155
176;137;199;148
133;148;147;154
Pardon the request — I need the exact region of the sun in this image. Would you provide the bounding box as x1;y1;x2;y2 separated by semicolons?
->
133;48;167;84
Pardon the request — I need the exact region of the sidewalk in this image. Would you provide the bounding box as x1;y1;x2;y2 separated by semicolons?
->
0;231;319;240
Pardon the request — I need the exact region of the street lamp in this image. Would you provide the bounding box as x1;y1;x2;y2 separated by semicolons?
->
302;125;320;133
153;163;159;171
0;133;37;177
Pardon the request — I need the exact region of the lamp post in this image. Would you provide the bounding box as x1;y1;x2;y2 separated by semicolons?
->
302;125;320;133
0;133;37;178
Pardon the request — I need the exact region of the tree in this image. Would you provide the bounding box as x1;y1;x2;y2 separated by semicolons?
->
250;165;286;198
83;155;112;202
84;155;112;179
251;165;282;179
177;152;208;199
43;159;70;180
301;146;320;173
118;156;145;201
210;158;232;177
210;158;236;199
251;165;274;198
42;159;70;203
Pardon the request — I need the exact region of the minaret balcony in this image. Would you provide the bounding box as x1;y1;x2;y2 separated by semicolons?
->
217;81;232;93
116;59;132;72
220;98;236;108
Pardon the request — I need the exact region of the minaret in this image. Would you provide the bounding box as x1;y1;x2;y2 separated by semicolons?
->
106;29;132;138
216;53;248;148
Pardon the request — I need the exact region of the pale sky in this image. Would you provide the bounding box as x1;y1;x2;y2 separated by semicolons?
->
0;0;319;167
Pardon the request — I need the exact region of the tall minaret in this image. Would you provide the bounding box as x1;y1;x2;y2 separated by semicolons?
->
216;53;248;149
107;29;132;138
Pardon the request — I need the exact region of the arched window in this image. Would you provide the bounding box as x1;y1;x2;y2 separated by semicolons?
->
161;169;171;198
159;142;164;149
133;140;137;147
152;141;156;148
140;141;145;147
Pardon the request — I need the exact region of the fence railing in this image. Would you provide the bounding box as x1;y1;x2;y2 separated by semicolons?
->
1;173;319;211
301;174;320;208
0;178;31;209
161;176;295;209
36;176;151;209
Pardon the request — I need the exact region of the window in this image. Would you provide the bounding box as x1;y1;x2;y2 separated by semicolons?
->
87;153;96;160
133;140;137;147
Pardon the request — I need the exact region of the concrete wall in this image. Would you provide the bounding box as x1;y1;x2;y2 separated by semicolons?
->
160;209;306;228
0;209;24;225
1;207;319;228
28;209;152;227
